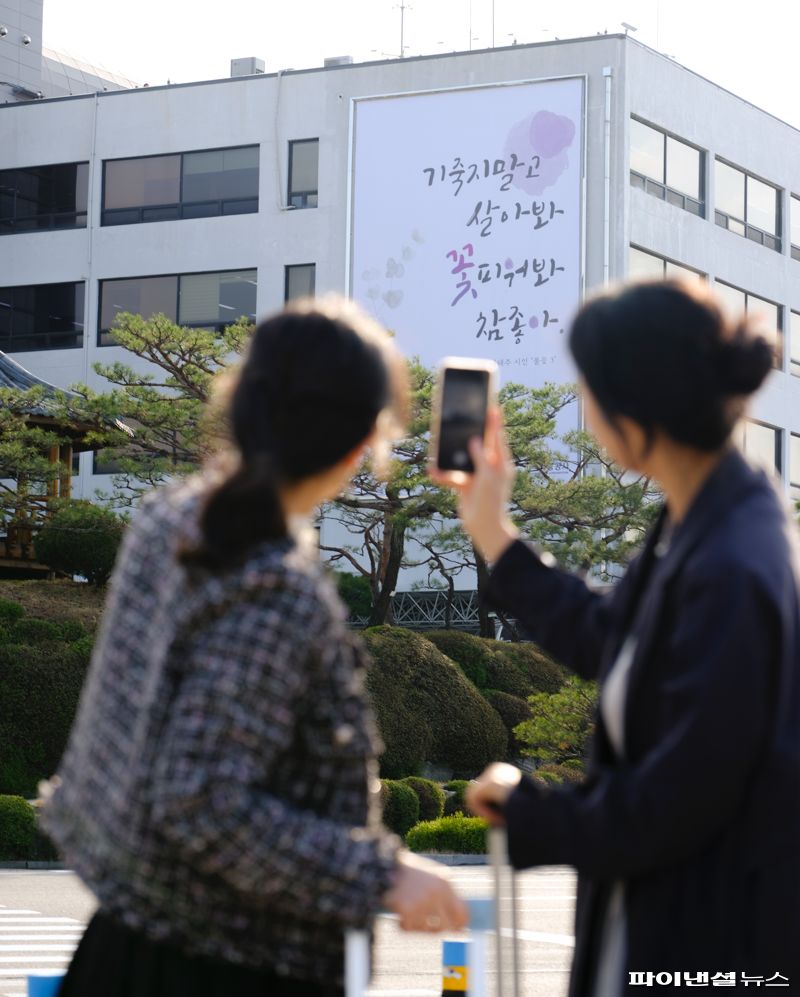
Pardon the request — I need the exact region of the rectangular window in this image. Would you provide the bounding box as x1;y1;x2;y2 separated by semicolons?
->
92;452;127;475
0;162;89;234
102;146;259;226
791;433;800;502
715;281;782;369
629;119;704;216
628;246;704;282
98;269;257;346
736;420;782;475
791;195;800;262
0;282;84;351
288;139;319;209
284;264;316;301
791;311;800;376
714;160;781;251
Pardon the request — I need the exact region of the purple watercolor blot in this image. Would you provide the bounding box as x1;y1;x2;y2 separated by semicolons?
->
505;258;514;269
503;107;576;196
529;315;539;329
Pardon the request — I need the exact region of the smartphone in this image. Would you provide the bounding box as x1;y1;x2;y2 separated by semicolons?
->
431;357;498;482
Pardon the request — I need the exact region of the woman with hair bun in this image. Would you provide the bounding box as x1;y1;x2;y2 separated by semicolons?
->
43;297;467;997
446;281;800;996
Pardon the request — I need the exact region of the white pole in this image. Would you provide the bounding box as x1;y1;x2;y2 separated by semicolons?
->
345;931;370;997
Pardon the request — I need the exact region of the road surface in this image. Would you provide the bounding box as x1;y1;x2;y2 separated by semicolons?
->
0;866;575;996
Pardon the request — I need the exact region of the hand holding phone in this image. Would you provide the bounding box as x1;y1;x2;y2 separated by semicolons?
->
430;357;497;485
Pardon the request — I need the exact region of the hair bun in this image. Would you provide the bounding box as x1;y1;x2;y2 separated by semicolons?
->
717;324;774;396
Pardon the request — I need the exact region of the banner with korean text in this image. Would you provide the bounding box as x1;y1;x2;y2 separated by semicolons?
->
350;77;585;396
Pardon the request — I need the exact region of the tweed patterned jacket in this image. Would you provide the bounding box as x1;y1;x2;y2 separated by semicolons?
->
42;477;400;984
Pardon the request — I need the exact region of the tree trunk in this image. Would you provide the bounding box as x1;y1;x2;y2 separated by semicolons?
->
474;546;495;638
369;517;406;625
444;573;455;629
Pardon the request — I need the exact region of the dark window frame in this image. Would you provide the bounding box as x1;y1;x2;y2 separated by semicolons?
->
716;280;783;370
287;139;319;209
0;280;86;352
97;268;258;346
743;419;783;475
284;263;316;302
790;432;800;501
629;117;705;217
101;145;260;227
0;161;89;235
790;194;800;262
714;158;782;252
790;310;800;377
628;244;705;280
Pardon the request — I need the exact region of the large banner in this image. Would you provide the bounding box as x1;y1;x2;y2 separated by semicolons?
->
350;77;585;390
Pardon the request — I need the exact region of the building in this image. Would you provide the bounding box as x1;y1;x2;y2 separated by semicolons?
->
1;31;799;594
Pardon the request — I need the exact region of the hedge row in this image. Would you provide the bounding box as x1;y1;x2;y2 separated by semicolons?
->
406;815;489;854
364;627;507;779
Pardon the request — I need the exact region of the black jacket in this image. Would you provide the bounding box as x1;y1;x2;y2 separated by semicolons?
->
487;449;800;995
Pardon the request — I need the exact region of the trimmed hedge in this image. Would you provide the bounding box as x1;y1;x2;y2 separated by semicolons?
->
486;640;567;694
380;780;420;836
0;796;36;860
401;777;445;822
364;627;507;779
443;779;470;817
425;631;495;689
3;618;63;644
482;690;533;757
406;815;488;854
0;598;24;624
533;763;585;786
34;500;125;586
0;640;92;797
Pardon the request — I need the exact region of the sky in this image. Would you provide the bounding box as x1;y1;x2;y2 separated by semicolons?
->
42;0;800;130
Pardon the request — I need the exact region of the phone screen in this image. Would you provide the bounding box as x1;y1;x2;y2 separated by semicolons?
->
437;367;491;473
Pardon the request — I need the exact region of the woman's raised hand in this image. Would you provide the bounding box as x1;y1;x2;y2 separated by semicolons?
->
383;851;469;933
465;763;523;825
431;407;519;563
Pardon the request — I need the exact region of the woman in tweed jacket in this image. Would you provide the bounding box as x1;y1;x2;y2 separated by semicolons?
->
42;298;467;997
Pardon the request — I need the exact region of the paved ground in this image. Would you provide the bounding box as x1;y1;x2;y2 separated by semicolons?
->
0;866;575;996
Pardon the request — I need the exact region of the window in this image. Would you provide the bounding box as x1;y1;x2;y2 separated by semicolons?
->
628;246;704;281
791;312;800;377
629;119;703;216
791;195;800;262
0;163;88;234
714;160;781;251
92;452;126;475
98;269;257;346
102;146;259;225
715;281;782;369
735;421;782;475
0;282;84;351
791;433;800;502
284;264;316;301
288;139;319;208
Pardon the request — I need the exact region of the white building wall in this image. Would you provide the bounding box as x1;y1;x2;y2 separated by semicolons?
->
1;34;798;587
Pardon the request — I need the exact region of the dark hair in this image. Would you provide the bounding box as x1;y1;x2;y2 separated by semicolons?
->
182;296;408;572
569;280;775;452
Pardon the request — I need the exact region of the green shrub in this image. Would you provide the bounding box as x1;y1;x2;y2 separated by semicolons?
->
364;627;507;779
486;640;567;694
333;572;373;619
0;796;36;860
443;779;470;817
401;777;445;822
380;780;420;836
0;640;92;796
425;631;495;689
6;618;64;644
406;815;488;854
482;690;533;757
514;676;598;769
533;763;586;785
0;598;24;624
58;619;88;643
35;501;125;586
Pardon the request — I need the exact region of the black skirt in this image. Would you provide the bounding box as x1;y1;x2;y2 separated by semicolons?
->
59;911;343;997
